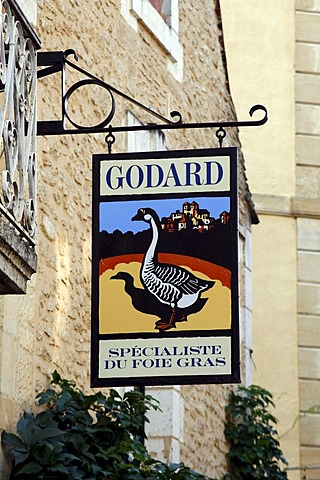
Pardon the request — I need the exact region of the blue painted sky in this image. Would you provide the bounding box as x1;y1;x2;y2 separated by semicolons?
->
100;197;230;233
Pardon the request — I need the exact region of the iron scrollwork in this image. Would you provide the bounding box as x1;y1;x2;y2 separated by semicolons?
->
64;78;115;130
0;0;37;242
63;50;183;129
38;49;267;140
37;49;183;136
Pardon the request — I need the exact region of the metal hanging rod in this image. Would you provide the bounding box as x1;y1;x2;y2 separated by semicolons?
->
37;50;268;137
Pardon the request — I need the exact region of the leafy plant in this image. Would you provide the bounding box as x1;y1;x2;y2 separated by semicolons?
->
2;371;210;479
223;385;288;480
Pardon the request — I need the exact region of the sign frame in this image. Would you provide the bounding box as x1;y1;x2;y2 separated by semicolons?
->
91;147;240;387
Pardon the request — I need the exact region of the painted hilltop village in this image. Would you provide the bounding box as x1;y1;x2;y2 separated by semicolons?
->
161;201;230;233
99;200;232;270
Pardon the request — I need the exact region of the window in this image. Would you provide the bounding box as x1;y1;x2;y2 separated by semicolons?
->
121;0;183;81
148;0;169;23
127;112;166;152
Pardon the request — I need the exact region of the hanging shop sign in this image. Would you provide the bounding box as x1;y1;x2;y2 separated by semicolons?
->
91;147;240;387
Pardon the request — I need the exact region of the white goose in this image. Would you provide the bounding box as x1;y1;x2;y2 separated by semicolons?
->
132;207;215;330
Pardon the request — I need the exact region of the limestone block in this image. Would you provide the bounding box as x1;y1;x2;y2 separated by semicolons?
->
244;266;252;312
296;11;320;43
145;436;181;464
252;193;292;216
298;252;320;282
42;216;56;241
0;396;19;433
299;347;320;378
0;218;37;294
296;73;320;104
296;135;320;167
297;218;320;250
296;104;320;135
145;386;184;464
300;413;320;446
146;437;166;462
299;315;320;347
296;166;320;199
241;306;253;387
15;350;34;405
145;386;183;440
296;0;320;12
301;447;320;469
0;442;11;480
16;0;37;25
3;298;21;337
298;284;320;315
0;333;16;397
296;43;320;73
245;229;252;271
293;196;320;218
300;379;320;411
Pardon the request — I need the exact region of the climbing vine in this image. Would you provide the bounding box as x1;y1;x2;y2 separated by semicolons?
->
223;385;288;479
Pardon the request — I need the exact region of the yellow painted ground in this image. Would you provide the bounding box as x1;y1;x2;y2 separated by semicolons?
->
99;261;231;334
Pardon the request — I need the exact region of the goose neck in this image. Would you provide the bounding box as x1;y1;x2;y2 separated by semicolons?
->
145;216;159;264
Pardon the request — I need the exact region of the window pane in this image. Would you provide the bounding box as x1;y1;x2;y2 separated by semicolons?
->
148;0;169;23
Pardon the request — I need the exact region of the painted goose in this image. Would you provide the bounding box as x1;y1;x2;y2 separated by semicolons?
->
111;271;209;331
131;207;215;330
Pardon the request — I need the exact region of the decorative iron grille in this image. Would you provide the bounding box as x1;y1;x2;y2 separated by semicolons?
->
0;0;39;243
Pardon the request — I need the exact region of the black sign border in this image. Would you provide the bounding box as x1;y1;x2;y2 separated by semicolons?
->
91;147;240;387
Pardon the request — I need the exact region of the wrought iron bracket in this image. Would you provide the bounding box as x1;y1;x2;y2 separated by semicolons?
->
37;50;268;140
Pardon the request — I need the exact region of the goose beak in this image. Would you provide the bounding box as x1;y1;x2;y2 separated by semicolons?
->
131;210;144;221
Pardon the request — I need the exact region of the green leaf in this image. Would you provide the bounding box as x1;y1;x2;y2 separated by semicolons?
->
224;385;288;479
2;431;30;465
2;431;27;450
51;370;61;384
16;462;43;475
6;370;212;480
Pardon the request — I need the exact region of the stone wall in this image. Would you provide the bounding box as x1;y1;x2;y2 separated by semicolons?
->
0;1;254;478
219;1;301;477
220;0;320;477
296;0;320;474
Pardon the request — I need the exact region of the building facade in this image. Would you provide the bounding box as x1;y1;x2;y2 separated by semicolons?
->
221;1;320;478
0;0;257;478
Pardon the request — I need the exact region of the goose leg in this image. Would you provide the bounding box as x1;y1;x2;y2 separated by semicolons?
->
155;308;177;331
